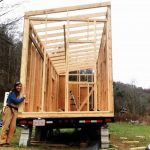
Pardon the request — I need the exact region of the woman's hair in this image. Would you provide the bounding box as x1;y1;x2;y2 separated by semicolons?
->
12;81;22;96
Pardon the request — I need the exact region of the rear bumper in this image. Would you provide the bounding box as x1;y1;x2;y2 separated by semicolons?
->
17;117;114;128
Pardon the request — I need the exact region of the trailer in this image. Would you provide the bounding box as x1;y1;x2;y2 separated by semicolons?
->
17;2;114;148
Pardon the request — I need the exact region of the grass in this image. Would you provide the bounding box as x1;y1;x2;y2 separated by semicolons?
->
109;122;150;148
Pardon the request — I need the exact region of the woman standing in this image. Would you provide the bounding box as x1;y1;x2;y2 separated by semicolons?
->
0;81;25;146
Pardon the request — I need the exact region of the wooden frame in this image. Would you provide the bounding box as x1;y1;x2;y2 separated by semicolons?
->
19;2;114;118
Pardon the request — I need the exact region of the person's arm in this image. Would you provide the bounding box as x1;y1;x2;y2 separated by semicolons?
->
8;92;25;104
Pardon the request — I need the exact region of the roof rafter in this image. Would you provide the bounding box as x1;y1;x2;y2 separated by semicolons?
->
25;2;110;17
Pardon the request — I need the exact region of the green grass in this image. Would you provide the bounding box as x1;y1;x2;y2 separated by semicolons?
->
109;122;150;147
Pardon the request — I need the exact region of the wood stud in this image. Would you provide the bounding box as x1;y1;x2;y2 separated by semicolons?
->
19;2;114;118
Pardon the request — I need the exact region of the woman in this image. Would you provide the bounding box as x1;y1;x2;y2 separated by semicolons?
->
0;81;25;146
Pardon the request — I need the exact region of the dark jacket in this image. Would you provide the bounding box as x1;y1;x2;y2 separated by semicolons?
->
7;91;25;105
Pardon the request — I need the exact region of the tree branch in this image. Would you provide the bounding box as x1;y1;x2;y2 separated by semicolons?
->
5;16;23;27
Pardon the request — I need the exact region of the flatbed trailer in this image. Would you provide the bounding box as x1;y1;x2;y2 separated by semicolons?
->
17;2;114;148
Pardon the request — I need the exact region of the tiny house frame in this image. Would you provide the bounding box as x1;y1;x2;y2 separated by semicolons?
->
18;2;114;118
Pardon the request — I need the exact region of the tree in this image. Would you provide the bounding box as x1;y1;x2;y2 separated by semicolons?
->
0;0;24;100
114;82;150;117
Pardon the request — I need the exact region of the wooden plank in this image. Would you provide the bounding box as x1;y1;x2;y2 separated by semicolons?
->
57;59;96;65
30;17;107;22
41;51;47;112
35;51;41;111
63;25;67;61
94;20;97;111
30;23;45;52
36;22;103;33
29;33;44;59
43;34;101;44
68;56;97;61
50;53;65;58
69;39;95;44
24;40;32;111
49;48;98;58
79;86;94;111
19;18;30;112
41;18;48;112
39;27;103;39
29;44;36;112
56;64;95;71
18;111;114;118
106;6;113;113
58;66;95;74
46;43;100;52
130;147;146;150
65;12;69;112
51;56;65;61
25;2;110;17
54;61;95;70
58;75;65;111
53;60;66;64
57;66;95;74
30;12;106;24
46;44;64;50
97;21;107;111
122;141;139;144
69;49;99;56
87;83;89;111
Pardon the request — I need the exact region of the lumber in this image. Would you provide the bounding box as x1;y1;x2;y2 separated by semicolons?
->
79;86;94;111
18;111;113;118
39;27;103;39
49;48;99;58
19;18;30;112
130;147;146;150
36;22;103;33
68;39;95;44
51;56;65;61
55;64;95;71
46;44;100;52
87;84;89;111
69;50;99;56
64;12;69;112
122;141;139;144
58;66;95;74
29;12;106;22
29;44;36;111
30;18;107;24
50;53;65;58
56;64;95;71
24;40;32;111
63;25;67;61
94;20;97;111
106;6;114;113
25;2;110;17
29;33;44;59
30;23;45;52
42;34;101;44
41;18;48;112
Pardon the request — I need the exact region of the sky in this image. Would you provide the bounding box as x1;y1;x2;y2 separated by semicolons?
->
2;0;150;89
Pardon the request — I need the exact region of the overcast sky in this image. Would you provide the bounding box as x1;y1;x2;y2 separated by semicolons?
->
2;0;150;88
